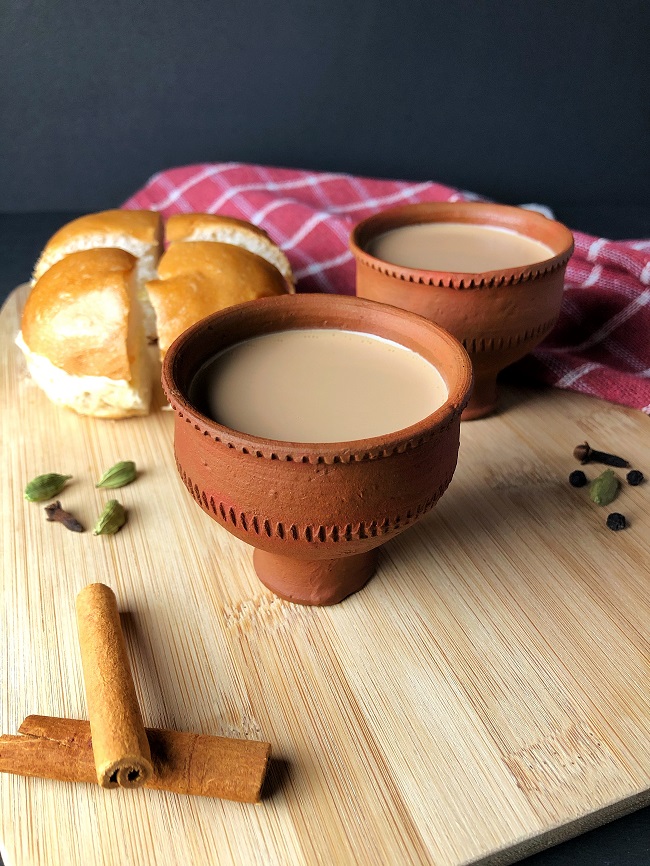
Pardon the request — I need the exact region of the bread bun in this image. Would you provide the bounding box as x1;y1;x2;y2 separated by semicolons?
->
32;209;163;339
17;249;151;418
165;213;294;290
146;241;290;358
20;211;295;417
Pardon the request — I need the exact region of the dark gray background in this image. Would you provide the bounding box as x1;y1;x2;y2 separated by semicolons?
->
1;0;649;237
0;1;649;864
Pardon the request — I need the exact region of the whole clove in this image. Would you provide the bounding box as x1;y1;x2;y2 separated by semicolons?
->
573;442;629;468
44;501;84;533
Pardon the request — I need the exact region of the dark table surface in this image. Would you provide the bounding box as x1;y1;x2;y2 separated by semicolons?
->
1;210;649;866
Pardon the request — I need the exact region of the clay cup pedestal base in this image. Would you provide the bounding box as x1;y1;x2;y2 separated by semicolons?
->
253;549;379;606
460;368;499;421
350;202;574;420
162;294;473;605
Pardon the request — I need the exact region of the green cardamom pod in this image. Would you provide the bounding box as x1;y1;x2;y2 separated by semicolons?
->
24;473;72;502
589;469;620;506
95;460;137;489
93;500;127;536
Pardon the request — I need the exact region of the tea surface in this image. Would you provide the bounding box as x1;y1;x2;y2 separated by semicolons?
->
191;328;448;442
367;222;553;272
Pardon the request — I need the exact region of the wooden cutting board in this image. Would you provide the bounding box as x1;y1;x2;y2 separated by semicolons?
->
1;283;649;866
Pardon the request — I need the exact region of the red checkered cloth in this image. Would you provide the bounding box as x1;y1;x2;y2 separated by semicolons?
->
124;163;650;414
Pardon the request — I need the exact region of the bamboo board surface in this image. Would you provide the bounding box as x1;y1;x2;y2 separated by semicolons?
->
1;283;649;866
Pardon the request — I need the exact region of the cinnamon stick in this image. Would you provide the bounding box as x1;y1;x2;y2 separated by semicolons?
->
75;583;153;788
0;715;270;803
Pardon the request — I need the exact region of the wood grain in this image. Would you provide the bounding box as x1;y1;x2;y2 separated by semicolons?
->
1;283;649;866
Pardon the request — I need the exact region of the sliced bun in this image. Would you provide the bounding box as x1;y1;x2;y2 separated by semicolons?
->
32;209;162;282
20;211;294;417
18;249;150;418
32;209;163;339
165;213;295;290
146;241;290;358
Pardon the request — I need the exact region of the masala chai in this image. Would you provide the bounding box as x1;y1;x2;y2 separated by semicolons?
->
190;328;448;443
367;222;554;273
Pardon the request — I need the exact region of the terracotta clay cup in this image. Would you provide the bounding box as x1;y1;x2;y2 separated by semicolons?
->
161;294;472;606
350;202;574;420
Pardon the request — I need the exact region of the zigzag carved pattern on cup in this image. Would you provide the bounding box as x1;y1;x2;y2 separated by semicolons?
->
168;404;456;463
461;316;558;354
360;250;572;289
177;460;454;544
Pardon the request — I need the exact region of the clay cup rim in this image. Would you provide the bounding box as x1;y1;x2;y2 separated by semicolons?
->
161;294;473;464
349;201;575;289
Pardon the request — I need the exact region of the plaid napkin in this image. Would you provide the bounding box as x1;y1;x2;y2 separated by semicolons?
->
124;163;650;414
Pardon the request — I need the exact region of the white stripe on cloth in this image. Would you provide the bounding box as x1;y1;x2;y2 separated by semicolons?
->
294;250;354;279
251;170;344;243
284;211;349;250
154;173;194;213
582;265;603;287
250;198;295;225
603;338;650;374
552;289;650;354
640;261;650;285
587;237;607;262
145;163;244;210
204;173;351;215
556;361;603;388
205;177;440;248
332;180;435;214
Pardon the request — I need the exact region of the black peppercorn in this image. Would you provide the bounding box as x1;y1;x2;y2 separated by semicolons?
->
606;512;626;531
569;470;588;487
626;470;644;486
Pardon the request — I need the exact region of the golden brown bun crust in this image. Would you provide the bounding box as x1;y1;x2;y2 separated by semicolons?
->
164;213;295;290
165;213;272;243
22;248;136;380
147;241;289;356
44;209;162;249
155;239;289;283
